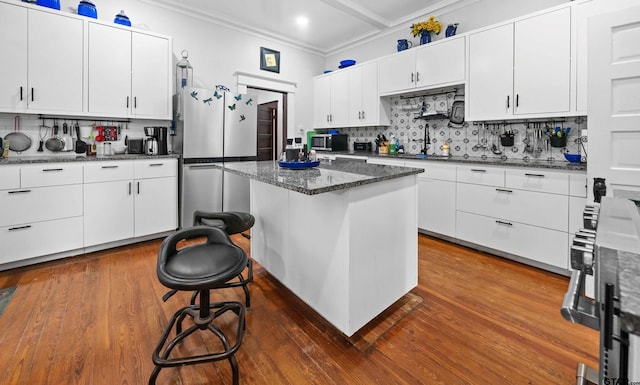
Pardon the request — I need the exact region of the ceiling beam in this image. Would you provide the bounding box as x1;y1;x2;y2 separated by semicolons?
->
318;0;389;29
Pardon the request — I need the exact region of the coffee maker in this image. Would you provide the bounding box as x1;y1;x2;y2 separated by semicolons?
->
144;127;168;155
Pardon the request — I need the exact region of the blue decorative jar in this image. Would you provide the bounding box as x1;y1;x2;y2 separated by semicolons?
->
36;0;60;10
420;32;431;45
446;23;459;38
77;1;97;19
114;10;131;26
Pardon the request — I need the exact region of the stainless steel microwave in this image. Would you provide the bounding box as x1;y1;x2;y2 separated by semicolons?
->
310;134;348;151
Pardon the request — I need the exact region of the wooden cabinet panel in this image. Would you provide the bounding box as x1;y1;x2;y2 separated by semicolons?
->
1;185;83;227
415;37;465;88
505;168;569;195
21;163;83;188
131;32;171;119
84;180;134;247
456;165;504;187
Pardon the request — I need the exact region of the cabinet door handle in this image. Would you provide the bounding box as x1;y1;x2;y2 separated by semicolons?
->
8;225;32;231
128;182;132;195
137;181;140;194
134;97;137;109
516;94;519;107
20;86;23;101
495;220;513;226
327;115;330;123
361;111;365;120
495;188;513;193
42;168;63;172
101;165;119;169
8;190;31;194
149;163;164;167
506;95;510;109
411;73;414;83
31;88;34;102
524;173;545;178
470;169;486;173
330;114;333;122
358;111;362;119
126;96;130;108
416;72;420;83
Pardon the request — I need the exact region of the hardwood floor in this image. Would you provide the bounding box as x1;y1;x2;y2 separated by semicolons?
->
0;234;598;384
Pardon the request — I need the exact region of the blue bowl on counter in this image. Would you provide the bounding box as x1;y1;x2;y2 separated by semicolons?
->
36;0;60;10
564;153;582;163
78;1;97;18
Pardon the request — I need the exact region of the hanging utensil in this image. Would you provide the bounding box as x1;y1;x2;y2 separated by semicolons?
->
4;115;32;153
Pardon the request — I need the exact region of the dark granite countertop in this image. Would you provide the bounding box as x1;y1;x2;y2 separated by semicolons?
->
331;151;587;172
219;160;424;195
0;153;179;165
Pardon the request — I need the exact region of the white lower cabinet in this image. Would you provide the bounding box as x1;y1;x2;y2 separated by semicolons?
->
405;160;456;238
84;158;177;246
1;217;83;265
456;211;569;269
134;174;178;237
0;162;84;265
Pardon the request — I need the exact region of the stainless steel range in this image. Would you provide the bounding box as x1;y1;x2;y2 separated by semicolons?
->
562;196;640;384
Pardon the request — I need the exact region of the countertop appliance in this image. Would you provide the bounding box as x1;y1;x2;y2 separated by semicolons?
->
353;142;372;152
144;126;168;155
310;133;348;152
561;196;640;384
174;86;258;227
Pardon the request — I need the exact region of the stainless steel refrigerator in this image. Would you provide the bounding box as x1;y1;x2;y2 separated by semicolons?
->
174;86;258;227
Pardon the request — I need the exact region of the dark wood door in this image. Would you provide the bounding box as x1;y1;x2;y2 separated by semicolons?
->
257;101;278;161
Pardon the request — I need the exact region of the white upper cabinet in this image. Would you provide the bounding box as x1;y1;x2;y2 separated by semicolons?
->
313;69;349;128
378;49;416;95
131;32;172;119
513;7;571;115
468;7;572;121
379;36;466;95
0;5;83;114
88;23;132;117
468;23;514;121
88;25;171;119
28;9;84;114
0;1;171;120
348;61;389;126
415;36;465;89
0;3;27;112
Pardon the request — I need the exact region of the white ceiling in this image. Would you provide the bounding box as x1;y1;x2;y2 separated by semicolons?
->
145;0;470;55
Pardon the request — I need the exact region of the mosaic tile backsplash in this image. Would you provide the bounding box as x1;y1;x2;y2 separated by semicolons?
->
341;93;588;163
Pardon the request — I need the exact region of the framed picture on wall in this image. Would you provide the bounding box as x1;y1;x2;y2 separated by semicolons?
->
260;47;280;73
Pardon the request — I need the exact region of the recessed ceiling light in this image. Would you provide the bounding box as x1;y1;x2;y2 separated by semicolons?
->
296;16;309;27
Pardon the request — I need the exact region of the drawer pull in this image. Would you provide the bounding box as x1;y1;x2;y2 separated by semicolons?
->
495;188;513;193
470;169;486;173
149;163;164;167
42;168;63;172
101;165;119;169
8;190;31;194
495;220;513;226
525;173;545;178
9;225;32;231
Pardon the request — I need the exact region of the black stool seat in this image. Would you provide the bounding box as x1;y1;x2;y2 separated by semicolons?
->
192;210;255;309
150;226;248;385
193;211;255;235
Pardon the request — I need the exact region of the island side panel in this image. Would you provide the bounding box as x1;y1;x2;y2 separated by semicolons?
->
250;180;290;281
251;179;350;333
346;175;419;335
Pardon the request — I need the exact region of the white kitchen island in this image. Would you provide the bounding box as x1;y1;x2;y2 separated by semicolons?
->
220;160;423;336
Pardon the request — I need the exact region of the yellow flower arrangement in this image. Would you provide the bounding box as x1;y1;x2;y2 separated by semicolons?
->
411;16;443;37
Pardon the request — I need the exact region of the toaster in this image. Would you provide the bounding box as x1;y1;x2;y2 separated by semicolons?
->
353;142;372;152
127;138;144;154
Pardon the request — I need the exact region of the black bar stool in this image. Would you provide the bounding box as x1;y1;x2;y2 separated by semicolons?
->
149;226;248;385
192;211;255;308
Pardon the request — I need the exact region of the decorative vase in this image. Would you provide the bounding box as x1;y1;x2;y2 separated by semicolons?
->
420;31;431;45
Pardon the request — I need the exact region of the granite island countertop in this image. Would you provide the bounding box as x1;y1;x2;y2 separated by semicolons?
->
0;153;180;165
219;160;424;195
330;151;587;171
